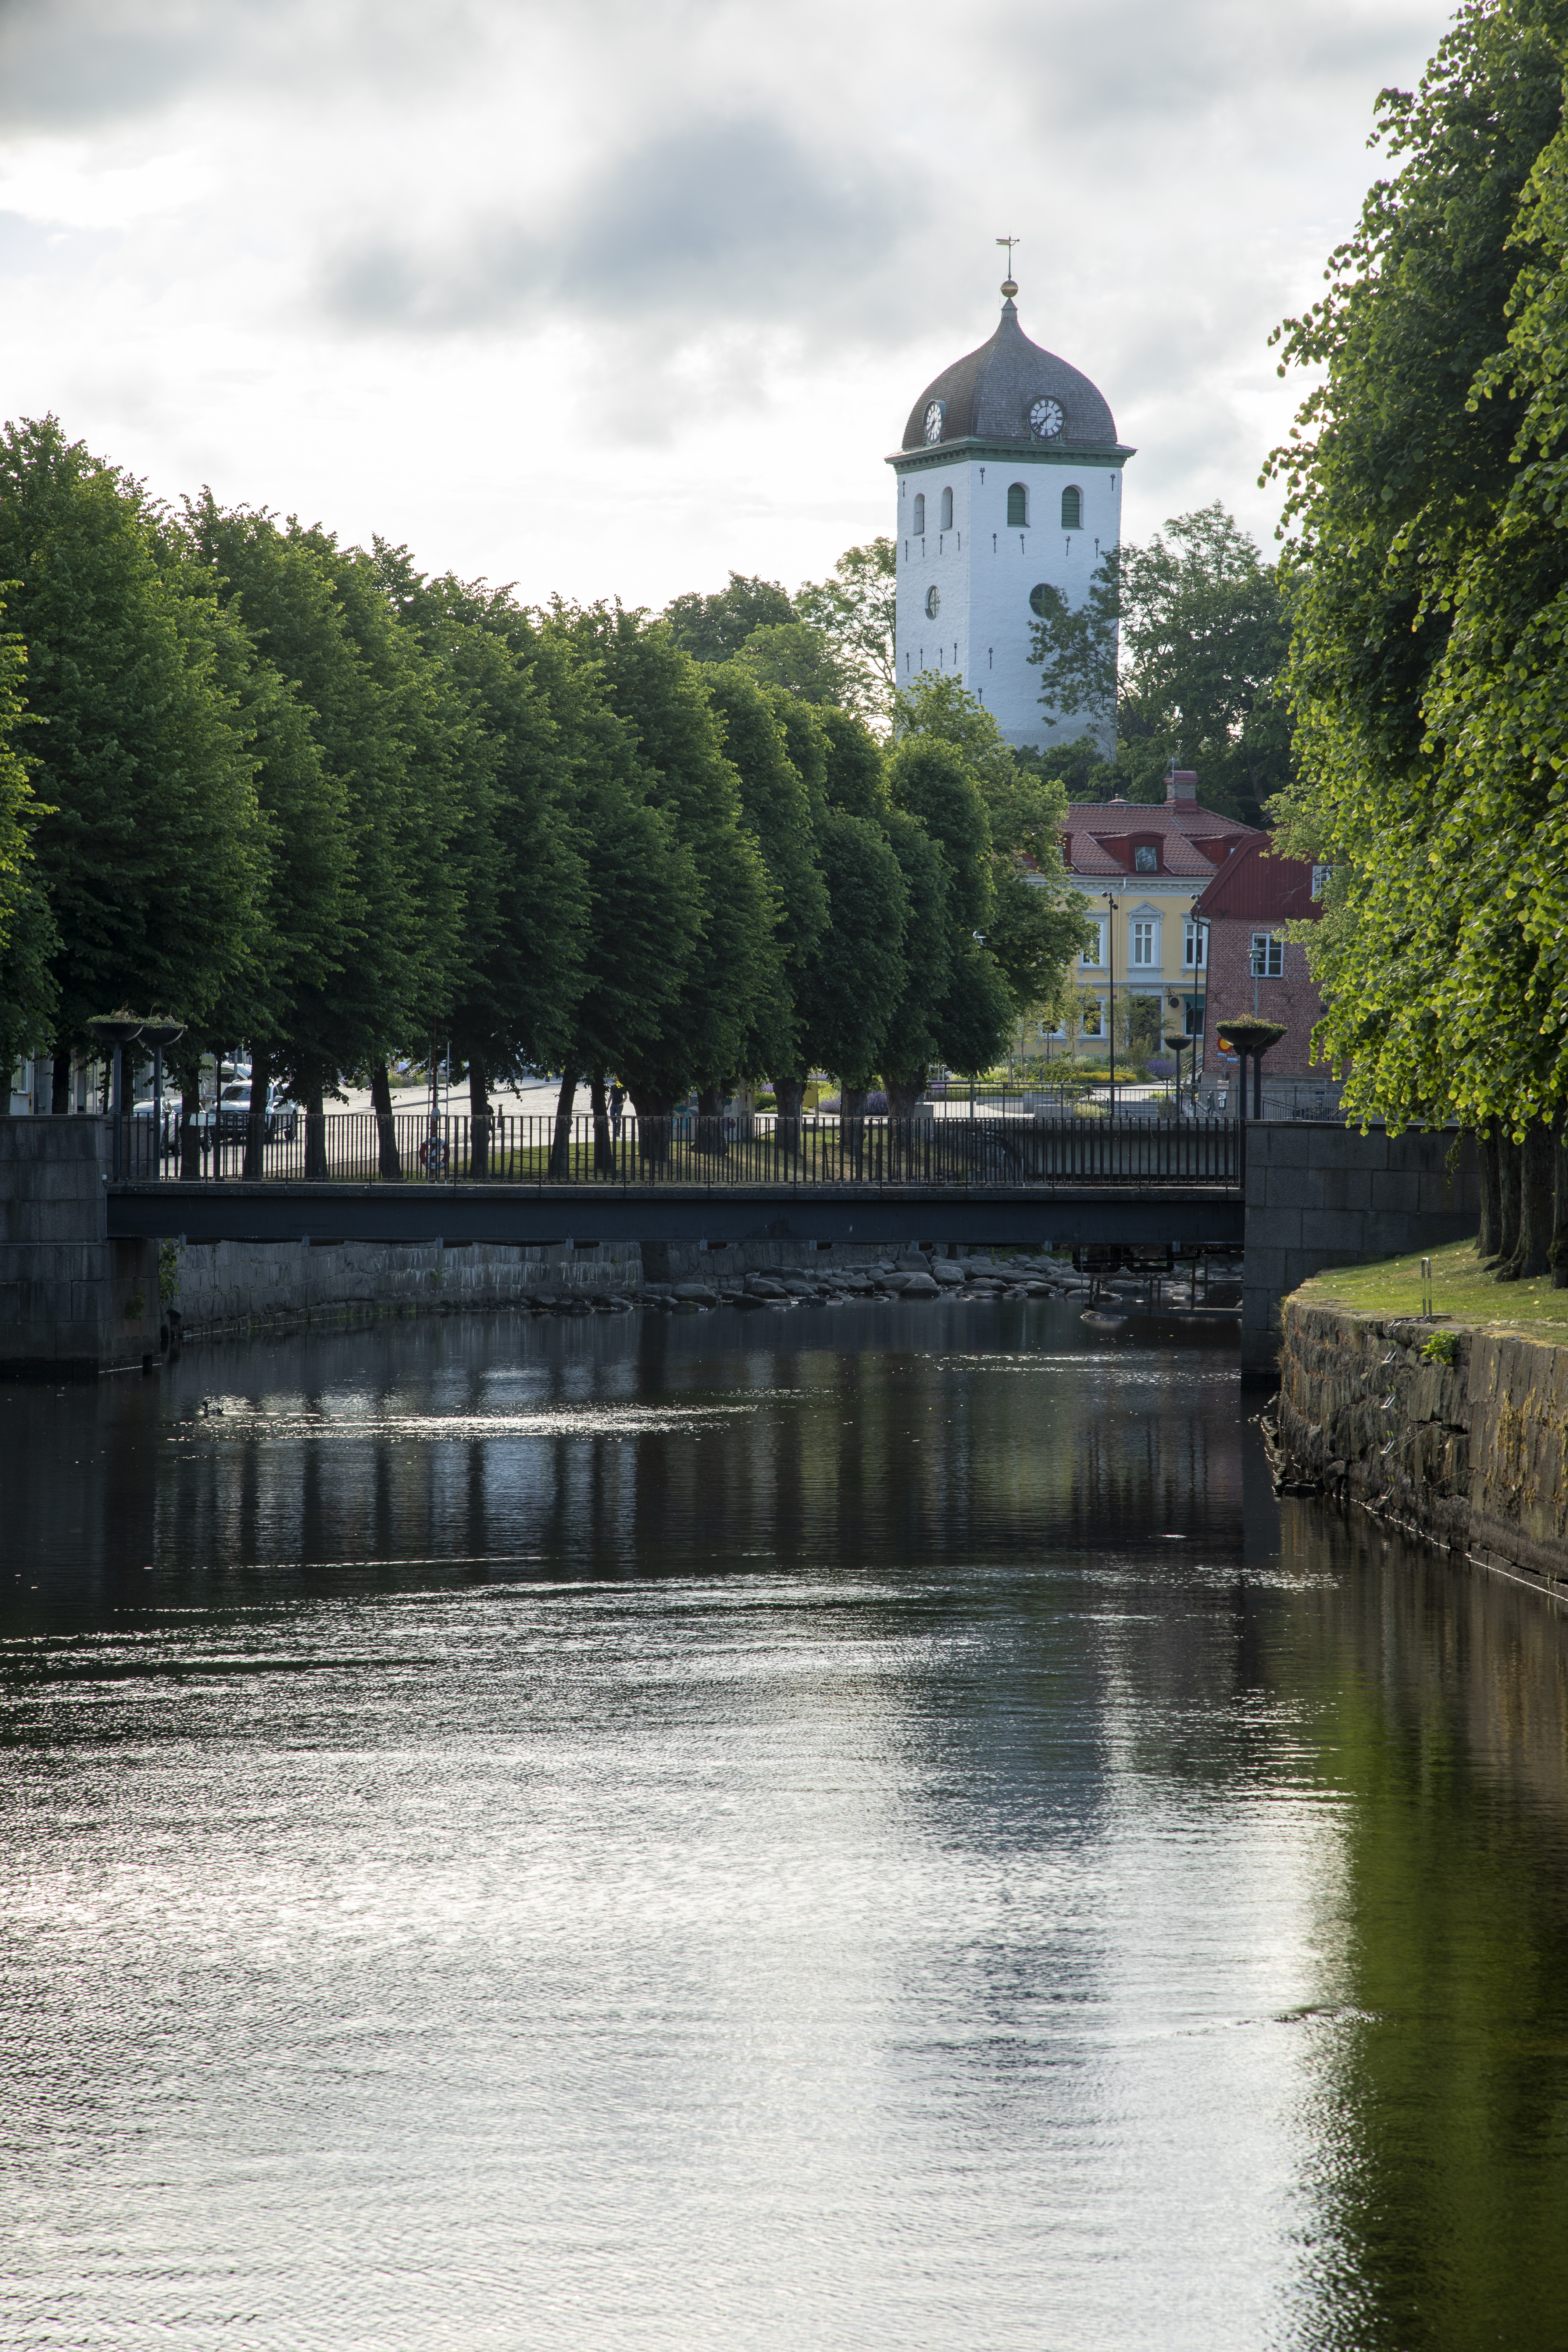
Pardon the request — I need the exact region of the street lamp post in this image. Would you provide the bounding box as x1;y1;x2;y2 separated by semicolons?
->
87;1015;146;1179
140;1020;186;1175
1105;893;1118;1120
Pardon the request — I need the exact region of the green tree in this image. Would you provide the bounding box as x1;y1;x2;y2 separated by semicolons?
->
884;734;1014;1099
1014;734;1118;803
0;422;266;1076
794;805;908;1116
876;807;953;1113
548;605;775;1118
522;624;702;1167
1031;504;1292;820
817;707;888;820
705;663;827;1087
796;538;897;724
0;600;57;1089
892;674;1091;1017
662;572;795;664
366;554;588;1169
1265;0;1568;1151
731;621;849;707
184;501;464;1149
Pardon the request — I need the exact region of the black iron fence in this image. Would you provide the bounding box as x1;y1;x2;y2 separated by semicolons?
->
110;1110;1242;1191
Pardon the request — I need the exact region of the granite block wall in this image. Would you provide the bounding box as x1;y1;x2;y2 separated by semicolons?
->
1243;1123;1479;1379
167;1235;646;1337
0;1119;159;1374
1277;1299;1568;1591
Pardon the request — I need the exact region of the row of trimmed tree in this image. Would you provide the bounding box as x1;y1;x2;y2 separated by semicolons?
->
0;417;1090;1151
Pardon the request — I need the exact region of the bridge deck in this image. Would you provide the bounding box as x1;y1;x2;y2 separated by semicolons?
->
108;1180;1245;1250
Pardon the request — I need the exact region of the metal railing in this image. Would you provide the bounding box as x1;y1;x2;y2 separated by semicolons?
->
109;1110;1242;1191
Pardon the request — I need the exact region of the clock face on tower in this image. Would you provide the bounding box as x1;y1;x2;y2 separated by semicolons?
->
1030;397;1064;440
923;401;945;445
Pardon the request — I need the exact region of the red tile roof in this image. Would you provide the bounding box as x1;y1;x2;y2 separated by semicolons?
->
1060;797;1262;882
1192;834;1321;922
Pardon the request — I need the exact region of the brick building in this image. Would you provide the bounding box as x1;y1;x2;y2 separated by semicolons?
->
1190;835;1326;1085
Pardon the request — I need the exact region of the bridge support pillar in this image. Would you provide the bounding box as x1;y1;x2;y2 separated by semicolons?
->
0;1117;161;1377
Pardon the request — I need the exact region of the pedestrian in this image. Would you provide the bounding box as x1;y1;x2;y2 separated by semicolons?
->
609;1082;626;1141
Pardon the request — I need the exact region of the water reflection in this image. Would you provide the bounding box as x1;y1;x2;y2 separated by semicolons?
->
0;1304;1563;2351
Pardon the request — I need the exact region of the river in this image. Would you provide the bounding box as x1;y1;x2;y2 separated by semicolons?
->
1;1301;1565;2351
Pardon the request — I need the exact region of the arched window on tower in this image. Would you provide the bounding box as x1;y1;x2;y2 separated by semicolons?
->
939;487;953;531
1061;484;1083;530
1006;483;1028;527
912;492;925;533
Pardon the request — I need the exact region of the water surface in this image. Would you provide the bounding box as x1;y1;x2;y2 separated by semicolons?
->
2;1302;1565;2350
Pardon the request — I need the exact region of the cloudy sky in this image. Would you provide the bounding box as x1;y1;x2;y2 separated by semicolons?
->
0;0;1449;610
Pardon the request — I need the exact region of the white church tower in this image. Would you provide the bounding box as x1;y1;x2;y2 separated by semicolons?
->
888;268;1133;751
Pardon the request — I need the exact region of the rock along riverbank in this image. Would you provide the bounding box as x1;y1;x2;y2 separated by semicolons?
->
163;1238;1118;1349
1269;1295;1568;1600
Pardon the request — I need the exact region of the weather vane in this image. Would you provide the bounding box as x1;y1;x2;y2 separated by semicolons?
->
996;233;1019;293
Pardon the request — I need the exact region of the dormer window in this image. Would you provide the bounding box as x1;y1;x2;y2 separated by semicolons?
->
1007;483;1028;527
912;493;925;533
939;487;953;530
1061;485;1082;530
1133;843;1158;872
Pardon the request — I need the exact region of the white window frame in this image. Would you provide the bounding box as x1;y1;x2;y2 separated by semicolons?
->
1250;931;1284;978
1079;996;1107;1039
1130;918;1157;969
1311;863;1333;901
1183;919;1206;968
1080;917;1107;970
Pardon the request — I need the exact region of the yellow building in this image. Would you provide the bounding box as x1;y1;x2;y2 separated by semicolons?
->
1044;774;1262;1060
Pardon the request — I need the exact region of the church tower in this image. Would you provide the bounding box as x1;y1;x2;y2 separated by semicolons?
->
887;271;1133;750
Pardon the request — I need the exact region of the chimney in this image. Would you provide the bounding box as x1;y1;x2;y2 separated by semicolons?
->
1166;770;1198;805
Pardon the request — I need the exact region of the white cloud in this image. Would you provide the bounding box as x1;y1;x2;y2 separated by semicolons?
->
0;0;1454;605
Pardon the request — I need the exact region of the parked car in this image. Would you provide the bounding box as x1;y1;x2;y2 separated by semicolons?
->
193;1083;298;1142
132;1099;179;1148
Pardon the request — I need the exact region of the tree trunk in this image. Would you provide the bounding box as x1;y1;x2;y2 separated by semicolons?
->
51;1049;72;1115
773;1075;805;1165
1476;1129;1501;1259
627;1085;675;1169
1553;1123;1568;1289
369;1061;403;1180
468;1056;490;1180
1513;1116;1556;1279
883;1067;927;1179
180;1066;202;1179
244;1047;270;1182
696;1082;727;1160
590;1073;612;1173
884;1070;927;1120
1494;1134;1522;1270
838;1085;868;1178
550;1068;578;1179
303;1072;328;1182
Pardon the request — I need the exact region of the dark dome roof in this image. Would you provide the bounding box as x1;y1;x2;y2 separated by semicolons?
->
902;298;1118;451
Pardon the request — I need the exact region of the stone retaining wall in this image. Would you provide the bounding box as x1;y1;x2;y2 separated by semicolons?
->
1243;1125;1480;1379
168;1236;644;1340
0;1120;160;1375
1275;1297;1568;1593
